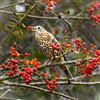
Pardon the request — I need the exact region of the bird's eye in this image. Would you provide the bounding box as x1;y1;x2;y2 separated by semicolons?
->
38;26;41;30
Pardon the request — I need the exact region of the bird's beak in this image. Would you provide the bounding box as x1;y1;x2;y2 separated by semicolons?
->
27;26;36;32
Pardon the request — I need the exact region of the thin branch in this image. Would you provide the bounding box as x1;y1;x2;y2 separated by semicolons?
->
28;81;100;85
70;81;100;85
0;70;99;84
0;10;90;20
0;97;22;100
70;72;100;81
0;86;10;90
0;89;11;98
26;80;100;86
3;81;79;100
0;3;18;10
0;75;18;82
39;58;90;70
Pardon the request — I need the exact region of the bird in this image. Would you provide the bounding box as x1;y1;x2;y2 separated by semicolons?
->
27;25;73;79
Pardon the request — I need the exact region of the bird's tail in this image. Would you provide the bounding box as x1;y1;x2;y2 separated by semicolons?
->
59;48;73;79
60;65;73;79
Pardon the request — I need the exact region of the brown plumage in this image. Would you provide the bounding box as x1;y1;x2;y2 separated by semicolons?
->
28;26;73;79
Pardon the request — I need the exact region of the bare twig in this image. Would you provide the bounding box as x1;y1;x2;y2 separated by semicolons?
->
0;75;18;82
3;81;79;100
0;86;10;90
0;89;11;98
70;72;100;81
0;97;22;100
70;81;100;85
39;58;90;70
0;3;18;10
26;80;100;86
0;10;90;20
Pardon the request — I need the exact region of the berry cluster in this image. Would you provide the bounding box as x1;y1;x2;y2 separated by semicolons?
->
73;39;83;51
95;50;100;64
0;59;19;77
84;58;98;77
7;59;19;76
70;39;99;77
25;59;41;72
19;59;41;84
72;39;97;54
41;0;61;13
19;69;32;84
45;79;58;92
0;46;41;84
10;46;20;57
0;43;99;91
41;73;48;78
0;46;59;91
87;1;100;25
62;43;71;48
76;50;100;77
76;58;98;78
50;43;60;50
91;14;100;24
71;39;88;53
